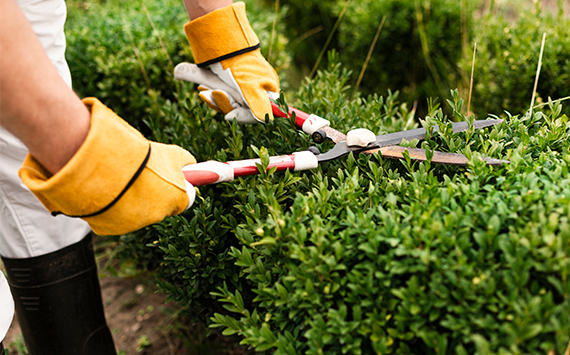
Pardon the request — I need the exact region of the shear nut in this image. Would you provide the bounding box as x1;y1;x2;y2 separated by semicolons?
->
346;128;376;147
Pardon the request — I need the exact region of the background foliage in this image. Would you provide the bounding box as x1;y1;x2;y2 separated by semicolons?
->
269;0;478;116
65;0;570;353
467;2;570;117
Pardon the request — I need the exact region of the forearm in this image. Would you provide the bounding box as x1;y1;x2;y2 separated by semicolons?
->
182;0;233;19
0;0;90;175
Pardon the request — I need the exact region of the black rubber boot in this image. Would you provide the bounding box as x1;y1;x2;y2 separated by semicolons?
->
1;234;116;355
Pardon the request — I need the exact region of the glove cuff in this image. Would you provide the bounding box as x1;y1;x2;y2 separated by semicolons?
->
19;97;151;218
184;2;260;67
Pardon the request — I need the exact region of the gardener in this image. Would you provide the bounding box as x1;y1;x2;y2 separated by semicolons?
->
0;0;278;353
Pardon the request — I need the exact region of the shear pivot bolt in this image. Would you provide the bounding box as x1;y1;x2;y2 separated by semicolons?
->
312;129;327;144
346;128;376;147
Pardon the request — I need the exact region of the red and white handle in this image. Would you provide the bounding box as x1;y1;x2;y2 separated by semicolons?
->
270;102;330;135
182;151;318;186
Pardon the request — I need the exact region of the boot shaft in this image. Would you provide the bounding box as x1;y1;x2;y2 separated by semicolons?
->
2;234;116;355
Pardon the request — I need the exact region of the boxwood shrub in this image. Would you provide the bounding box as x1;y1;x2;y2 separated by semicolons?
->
64;0;570;353
203;64;569;354
116;55;569;354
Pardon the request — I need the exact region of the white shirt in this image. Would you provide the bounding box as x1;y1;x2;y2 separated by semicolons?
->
0;0;91;342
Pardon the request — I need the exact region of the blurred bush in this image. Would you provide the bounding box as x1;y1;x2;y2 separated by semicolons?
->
262;0;570;118
66;0;187;133
265;0;477;116
65;0;290;132
465;2;570;117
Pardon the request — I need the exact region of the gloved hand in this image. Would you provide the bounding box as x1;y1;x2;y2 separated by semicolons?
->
180;2;279;124
19;98;196;236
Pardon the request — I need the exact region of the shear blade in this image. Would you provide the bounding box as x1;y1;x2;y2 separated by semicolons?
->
374;119;503;148
316;119;505;163
365;146;509;166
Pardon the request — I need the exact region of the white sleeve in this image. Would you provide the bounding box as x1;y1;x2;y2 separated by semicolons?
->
0;272;14;342
16;0;72;88
0;0;92;260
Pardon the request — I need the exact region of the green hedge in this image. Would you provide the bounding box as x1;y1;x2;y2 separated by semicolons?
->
64;0;570;353
209;93;570;354
122;56;570;353
204;62;569;354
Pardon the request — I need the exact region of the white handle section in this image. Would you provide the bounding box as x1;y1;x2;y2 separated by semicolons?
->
346;128;376;147
292;151;319;171
301;114;330;135
182;161;235;186
184;180;196;210
227;155;296;169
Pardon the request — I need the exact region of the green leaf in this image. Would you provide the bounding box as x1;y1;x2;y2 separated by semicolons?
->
519;323;543;341
251;237;277;246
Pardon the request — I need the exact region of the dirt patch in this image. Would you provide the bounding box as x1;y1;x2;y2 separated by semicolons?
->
2;271;186;354
99;275;187;354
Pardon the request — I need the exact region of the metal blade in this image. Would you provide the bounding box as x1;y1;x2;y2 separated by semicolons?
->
374;119;503;148
364;146;509;166
316;119;503;163
322;126;347;143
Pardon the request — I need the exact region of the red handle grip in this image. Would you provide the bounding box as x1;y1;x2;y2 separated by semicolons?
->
182;152;319;186
271;101;311;128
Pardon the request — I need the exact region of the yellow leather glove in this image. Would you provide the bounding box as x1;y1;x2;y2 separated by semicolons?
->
19;98;196;236
182;2;279;124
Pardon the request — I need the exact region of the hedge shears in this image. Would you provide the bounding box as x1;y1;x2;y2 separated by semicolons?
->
174;63;508;186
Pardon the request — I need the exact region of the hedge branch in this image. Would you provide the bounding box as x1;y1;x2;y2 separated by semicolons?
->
142;1;174;69
290;26;323;49
122;14;151;91
309;0;351;79
352;15;387;100
533;95;570;109
529;33;546;117
122;12;158;110
267;0;280;63
467;42;477;116
415;0;444;96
